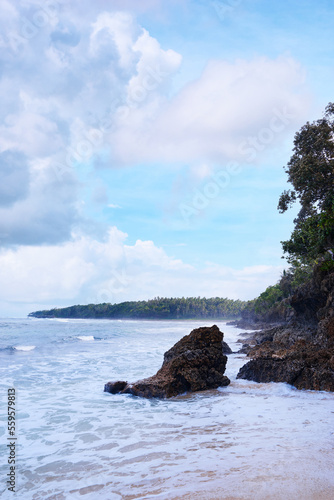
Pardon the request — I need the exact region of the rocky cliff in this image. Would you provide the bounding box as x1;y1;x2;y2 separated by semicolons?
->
237;266;334;391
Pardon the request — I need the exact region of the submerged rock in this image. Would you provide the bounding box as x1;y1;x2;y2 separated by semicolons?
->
104;325;231;398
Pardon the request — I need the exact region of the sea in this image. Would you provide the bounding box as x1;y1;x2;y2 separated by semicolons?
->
0;318;334;500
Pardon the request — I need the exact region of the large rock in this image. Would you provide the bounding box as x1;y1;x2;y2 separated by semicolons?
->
237;317;334;392
105;325;231;398
236;266;334;392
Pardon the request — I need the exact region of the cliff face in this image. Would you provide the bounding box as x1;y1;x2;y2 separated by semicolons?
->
237;295;295;329
237;266;334;391
290;265;334;324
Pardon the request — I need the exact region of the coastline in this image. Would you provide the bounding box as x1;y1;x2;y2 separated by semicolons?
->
1;317;334;499
234;318;334;392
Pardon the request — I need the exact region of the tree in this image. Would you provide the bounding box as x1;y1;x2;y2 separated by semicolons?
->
278;103;334;264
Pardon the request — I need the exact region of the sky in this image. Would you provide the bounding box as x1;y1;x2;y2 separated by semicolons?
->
0;0;333;317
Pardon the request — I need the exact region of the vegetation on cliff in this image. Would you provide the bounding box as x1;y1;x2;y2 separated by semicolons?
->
241;103;334;324
278;102;334;266
29;296;246;320
234;104;334;392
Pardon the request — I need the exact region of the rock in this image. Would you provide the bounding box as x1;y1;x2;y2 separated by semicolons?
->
236;266;334;392
104;325;231;398
222;339;233;354
105;381;128;394
290;265;333;323
237;318;334;392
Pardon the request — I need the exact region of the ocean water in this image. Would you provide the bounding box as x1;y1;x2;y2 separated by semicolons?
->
0;318;334;500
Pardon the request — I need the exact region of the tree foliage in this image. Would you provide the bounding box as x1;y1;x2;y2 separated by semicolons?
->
278;102;334;264
252;284;284;316
29;296;246;320
240;265;313;323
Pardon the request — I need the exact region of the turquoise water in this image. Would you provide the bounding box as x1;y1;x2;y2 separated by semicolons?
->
0;318;334;499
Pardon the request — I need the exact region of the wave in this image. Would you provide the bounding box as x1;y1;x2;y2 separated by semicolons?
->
14;345;36;351
76;336;95;341
0;345;37;352
222;378;334;400
51;318;71;322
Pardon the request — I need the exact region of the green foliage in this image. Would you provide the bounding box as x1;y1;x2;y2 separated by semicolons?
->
252;284;283;316
278;102;334;264
318;251;334;273
281;211;334;264
29;296;247;320
288;262;314;288
241;263;313;322
320;259;334;273
242;104;334;323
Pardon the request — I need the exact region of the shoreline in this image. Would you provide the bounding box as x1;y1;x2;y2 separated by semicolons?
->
2;317;334;499
27;314;243;322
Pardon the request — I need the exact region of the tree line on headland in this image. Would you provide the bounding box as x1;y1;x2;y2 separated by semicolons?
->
29;296;246;320
29;104;334;323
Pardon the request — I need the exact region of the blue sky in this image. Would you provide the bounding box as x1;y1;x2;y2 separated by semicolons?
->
0;0;333;316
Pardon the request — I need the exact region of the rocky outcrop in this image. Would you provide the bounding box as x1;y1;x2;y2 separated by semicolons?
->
237;267;334;392
105;325;231;398
237;321;334;391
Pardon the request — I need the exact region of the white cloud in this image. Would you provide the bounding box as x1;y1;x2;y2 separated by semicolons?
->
90;12;140;70
124;239;189;270
0;4;307;316
0;5;310;250
0;150;30;207
0;227;126;304
0;7;182;246
0;226;283;315
111;55;310;164
0;110;63;157
127;27;182;101
0;158;79;246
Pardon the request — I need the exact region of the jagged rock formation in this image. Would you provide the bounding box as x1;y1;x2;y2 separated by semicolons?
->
237;267;334;391
105;325;231;398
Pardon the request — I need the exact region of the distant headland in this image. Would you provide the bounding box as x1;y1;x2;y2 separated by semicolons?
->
28;296;246;320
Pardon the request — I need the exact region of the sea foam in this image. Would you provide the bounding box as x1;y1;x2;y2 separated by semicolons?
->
14;345;36;351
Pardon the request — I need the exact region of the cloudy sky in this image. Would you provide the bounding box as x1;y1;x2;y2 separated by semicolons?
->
0;0;333;316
